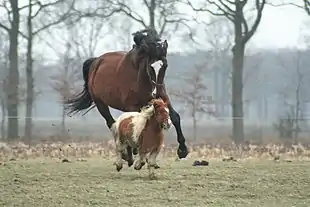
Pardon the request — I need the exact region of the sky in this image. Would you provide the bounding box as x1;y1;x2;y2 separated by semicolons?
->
103;3;310;53
251;4;309;50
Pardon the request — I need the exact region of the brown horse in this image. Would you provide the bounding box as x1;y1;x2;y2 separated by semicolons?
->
111;98;171;179
65;28;188;166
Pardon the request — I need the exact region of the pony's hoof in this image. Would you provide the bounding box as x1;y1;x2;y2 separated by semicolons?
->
134;161;145;170
128;160;134;167
154;164;160;169
121;152;128;161
132;148;138;155
116;165;123;172
177;145;188;159
149;173;157;180
134;164;142;170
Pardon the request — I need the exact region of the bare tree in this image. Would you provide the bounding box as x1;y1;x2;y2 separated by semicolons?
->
268;0;310;15
170;64;215;141
46;18;104;135
202;17;233;117
275;50;310;143
187;0;266;144
100;0;195;38
19;0;76;143
50;41;80;137
0;0;21;139
0;28;8;139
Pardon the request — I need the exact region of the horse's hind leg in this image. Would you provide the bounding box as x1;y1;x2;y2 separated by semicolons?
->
94;99;134;165
93;99;115;128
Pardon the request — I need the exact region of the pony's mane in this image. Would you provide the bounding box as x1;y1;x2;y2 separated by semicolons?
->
140;104;155;118
139;98;166;119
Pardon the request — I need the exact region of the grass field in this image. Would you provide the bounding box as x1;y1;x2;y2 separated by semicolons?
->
1;158;310;207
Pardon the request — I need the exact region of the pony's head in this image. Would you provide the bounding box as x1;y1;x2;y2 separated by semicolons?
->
148;98;172;130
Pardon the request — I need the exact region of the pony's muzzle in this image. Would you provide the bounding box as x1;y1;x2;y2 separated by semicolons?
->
162;118;172;130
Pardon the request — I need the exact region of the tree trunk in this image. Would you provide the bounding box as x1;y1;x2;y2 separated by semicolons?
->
294;87;300;144
7;0;20;139
61;102;66;138
24;0;34;143
220;70;228;117
263;95;268;119
0;97;5;139
214;69;220;116
193;115;197;141
231;44;245;144
149;0;156;29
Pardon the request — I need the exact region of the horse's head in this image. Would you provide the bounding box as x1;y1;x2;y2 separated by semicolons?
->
132;28;168;91
133;28;168;59
149;98;171;130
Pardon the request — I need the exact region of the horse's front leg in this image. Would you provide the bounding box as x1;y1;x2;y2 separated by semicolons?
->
158;95;189;158
169;106;189;159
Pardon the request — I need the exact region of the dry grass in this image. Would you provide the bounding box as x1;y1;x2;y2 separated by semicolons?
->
1;158;310;207
1;141;310;162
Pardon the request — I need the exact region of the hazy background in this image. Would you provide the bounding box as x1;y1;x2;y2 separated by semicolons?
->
0;0;310;144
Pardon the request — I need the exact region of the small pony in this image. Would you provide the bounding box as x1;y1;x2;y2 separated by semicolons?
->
111;98;172;179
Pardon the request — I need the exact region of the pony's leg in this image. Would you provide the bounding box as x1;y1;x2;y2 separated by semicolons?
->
114;137;124;172
147;150;160;180
94;99;134;165
126;146;134;167
169;106;189;159
134;151;146;170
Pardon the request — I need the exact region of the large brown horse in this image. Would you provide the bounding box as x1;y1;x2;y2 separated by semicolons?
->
65;28;188;165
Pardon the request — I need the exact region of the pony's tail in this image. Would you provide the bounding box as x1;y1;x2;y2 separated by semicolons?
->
64;57;97;116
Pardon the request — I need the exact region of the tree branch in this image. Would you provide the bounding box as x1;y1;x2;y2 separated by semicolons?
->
0;23;9;32
33;0;76;36
242;0;266;44
0;1;12;23
186;0;235;22
108;0;148;27
31;0;64;19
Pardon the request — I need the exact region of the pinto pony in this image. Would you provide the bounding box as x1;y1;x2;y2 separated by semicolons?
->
64;28;188;167
111;98;171;179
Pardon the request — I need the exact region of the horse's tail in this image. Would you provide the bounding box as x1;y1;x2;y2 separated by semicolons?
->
64;57;97;116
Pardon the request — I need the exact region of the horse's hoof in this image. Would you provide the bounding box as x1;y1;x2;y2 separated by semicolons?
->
132;148;138;155
177;145;189;159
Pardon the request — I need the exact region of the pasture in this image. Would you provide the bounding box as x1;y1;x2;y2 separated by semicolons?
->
1;155;310;207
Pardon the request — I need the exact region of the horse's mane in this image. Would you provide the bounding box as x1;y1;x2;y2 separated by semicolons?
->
129;28;163;66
